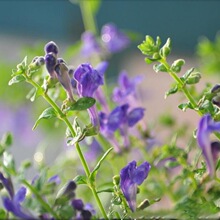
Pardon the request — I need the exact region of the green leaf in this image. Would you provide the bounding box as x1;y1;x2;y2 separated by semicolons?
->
97;188;114;193
67;118;86;146
165;85;178;98
181;68;194;80
1;132;13;147
178;102;193;111
90;147;113;182
153;63;167;73
68;97;96;111
159;38;171;58
33;107;57;130
8;75;26;85
0;209;7;219
73;175;87;185
30;87;44;102
12;56;27;76
170;59;185;73
3;152;16;175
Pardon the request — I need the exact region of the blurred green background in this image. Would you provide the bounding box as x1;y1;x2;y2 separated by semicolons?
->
0;0;220;166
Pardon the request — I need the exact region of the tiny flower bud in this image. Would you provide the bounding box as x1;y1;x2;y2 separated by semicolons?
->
44;41;59;55
45;52;57;78
55;63;74;101
212;96;220;107
211;84;220;94
72;199;84;211
113;175;120;185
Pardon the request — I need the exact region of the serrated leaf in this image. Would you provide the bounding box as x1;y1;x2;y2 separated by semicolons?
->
33;107;57;130
73;175;87;185
68;97;96;111
8;75;26;85
90;147;113;182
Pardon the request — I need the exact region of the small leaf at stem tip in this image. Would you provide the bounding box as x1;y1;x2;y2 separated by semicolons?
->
67;97;96;111
8;75;26;86
32;107;57;130
73;175;87;185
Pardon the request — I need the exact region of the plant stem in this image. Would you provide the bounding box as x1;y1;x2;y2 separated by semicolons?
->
75;142;108;219
24;74;108;219
79;1;98;34
160;58;199;111
160;59;220;140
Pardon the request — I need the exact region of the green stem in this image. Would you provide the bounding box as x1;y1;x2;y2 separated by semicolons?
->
24;74;108;219
160;59;199;111
75;142;108;219
79;1;98;34
22;179;60;219
160;59;220;141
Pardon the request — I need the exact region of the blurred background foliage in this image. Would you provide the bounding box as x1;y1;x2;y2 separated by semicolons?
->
0;0;220;168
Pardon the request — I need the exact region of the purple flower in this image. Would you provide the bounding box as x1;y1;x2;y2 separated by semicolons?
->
127;108;145;127
107;104;129;132
0;172;14;199
45;52;57;79
81;31;101;58
74;63;104;97
101;23;130;53
72;199;84;211
74;63;104;128
101;104;145;133
2;186;35;219
197;114;220;177
112;70;142;104
44;41;59;55
48;175;61;185
55;62;74;101
120;160;151;212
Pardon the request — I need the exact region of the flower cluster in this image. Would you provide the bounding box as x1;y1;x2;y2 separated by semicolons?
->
4;2;220;219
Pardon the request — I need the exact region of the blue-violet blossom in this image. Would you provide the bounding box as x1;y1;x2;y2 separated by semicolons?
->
120;160;151;212
197;114;220;177
74;63;104;128
112;70;142;104
2;186;35;219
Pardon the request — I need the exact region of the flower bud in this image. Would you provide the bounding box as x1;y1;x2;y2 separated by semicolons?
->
29;56;45;71
45;52;57;78
113;175;120;185
212;96;220;107
44;41;59;55
211;84;220;94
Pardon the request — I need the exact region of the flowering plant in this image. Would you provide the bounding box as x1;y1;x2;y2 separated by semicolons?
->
1;1;220;219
